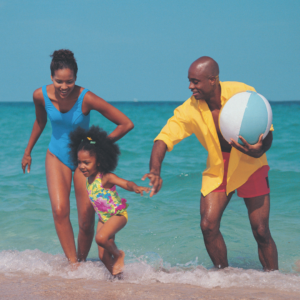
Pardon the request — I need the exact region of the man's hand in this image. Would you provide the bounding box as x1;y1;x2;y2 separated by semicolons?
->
141;172;163;197
229;133;267;158
142;140;167;197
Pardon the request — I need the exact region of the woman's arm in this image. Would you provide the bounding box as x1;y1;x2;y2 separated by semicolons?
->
83;92;134;142
22;88;47;173
102;173;150;196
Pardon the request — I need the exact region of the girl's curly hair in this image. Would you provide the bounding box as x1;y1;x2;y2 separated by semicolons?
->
69;126;120;174
50;49;78;77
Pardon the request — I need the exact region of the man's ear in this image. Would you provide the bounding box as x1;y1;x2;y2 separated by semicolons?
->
209;75;219;86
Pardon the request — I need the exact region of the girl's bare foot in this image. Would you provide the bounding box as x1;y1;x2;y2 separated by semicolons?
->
112;250;125;275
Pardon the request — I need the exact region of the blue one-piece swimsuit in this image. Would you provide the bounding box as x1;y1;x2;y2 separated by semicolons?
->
42;85;90;171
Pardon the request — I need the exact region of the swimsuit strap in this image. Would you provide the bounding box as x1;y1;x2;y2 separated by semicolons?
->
42;85;51;108
97;173;104;188
96;173;116;191
42;85;89;110
77;88;89;108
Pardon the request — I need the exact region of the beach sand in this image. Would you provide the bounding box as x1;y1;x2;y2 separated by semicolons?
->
1;273;299;300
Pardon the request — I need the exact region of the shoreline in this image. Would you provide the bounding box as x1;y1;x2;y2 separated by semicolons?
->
1;273;300;299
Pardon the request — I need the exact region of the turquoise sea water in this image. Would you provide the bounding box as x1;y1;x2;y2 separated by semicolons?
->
0;101;300;290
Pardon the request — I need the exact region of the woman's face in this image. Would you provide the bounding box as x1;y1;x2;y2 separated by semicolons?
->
51;68;76;99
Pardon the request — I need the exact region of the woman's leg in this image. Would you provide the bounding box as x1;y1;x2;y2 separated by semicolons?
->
95;215;127;275
73;167;95;262
45;150;77;263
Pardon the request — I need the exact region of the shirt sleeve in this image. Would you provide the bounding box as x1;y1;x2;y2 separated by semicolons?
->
154;103;193;151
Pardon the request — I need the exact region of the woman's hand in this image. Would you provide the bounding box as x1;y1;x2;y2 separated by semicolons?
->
83;92;134;142
22;153;32;173
22;88;47;174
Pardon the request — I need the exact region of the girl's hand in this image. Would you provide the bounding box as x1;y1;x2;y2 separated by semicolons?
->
22;153;32;173
103;174;151;195
132;185;151;196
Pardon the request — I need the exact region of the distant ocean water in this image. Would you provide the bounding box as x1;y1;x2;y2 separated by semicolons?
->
0;100;300;291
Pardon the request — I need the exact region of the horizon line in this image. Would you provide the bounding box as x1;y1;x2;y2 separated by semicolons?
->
0;100;300;104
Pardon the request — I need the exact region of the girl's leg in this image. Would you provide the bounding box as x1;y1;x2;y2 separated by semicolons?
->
95;215;127;275
96;221;115;273
45;150;77;263
73;167;95;261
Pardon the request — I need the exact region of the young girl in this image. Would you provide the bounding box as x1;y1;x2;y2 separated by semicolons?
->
69;125;150;275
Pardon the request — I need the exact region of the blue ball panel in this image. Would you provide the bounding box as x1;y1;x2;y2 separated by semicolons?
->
238;91;268;145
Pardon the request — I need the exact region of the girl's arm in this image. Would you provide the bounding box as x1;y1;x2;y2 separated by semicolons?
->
82;92;134;142
22;88;47;173
103;173;151;196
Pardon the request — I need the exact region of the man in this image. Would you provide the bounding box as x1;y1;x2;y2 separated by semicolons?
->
142;56;278;270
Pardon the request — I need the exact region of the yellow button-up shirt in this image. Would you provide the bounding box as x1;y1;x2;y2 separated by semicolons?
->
154;81;272;196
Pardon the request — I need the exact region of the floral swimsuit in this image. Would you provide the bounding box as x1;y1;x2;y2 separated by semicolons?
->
86;173;128;223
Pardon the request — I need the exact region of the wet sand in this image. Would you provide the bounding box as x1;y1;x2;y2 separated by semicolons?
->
1;273;300;300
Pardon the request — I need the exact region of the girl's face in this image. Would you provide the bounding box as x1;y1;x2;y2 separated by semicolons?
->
51;68;76;99
77;150;99;178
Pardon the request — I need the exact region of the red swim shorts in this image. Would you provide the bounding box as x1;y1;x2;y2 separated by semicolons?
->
213;152;270;198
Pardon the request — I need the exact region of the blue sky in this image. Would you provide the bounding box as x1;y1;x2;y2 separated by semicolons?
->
0;0;299;101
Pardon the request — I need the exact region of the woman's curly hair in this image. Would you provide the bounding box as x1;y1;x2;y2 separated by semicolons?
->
50;49;78;77
69;126;120;174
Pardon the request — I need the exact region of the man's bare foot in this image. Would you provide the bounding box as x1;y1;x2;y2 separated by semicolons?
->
112;250;125;275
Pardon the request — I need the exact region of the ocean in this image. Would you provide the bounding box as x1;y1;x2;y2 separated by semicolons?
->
0;101;300;297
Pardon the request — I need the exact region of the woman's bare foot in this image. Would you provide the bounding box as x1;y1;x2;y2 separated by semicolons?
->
68;261;81;271
112;250;125;275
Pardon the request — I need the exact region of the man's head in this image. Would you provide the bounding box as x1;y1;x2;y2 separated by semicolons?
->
188;56;220;101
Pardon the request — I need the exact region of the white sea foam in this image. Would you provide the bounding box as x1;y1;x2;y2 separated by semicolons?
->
1;249;300;292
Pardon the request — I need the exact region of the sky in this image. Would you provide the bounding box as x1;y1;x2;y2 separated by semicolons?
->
0;0;299;102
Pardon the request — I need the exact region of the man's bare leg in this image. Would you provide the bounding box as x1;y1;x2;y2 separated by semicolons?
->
244;194;278;270
200;191;233;268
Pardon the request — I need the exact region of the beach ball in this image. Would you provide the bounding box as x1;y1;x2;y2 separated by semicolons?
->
219;91;272;145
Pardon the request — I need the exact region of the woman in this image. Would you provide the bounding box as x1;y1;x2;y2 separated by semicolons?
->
21;49;134;263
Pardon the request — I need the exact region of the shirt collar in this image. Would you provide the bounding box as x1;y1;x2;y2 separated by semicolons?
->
220;81;227;106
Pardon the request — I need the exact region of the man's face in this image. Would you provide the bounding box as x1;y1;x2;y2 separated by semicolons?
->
188;65;214;101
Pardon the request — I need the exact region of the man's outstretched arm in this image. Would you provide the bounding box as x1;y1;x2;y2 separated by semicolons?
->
142;140;167;197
